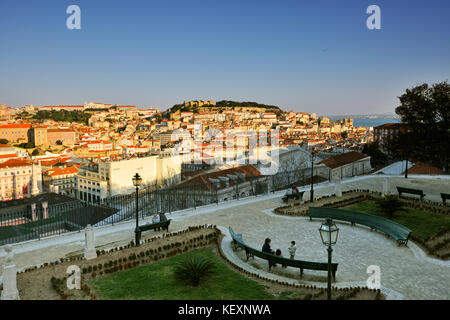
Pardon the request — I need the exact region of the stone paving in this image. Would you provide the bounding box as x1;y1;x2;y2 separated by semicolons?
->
217;226;405;300
169;196;450;300
1;175;450;300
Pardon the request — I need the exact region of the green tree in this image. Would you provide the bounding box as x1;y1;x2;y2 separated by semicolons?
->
341;131;348;140
362;141;387;168
56;140;63;145
0;139;9;145
386;81;450;172
31;149;39;156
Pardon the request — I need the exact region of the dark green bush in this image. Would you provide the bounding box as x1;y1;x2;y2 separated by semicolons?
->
376;195;407;219
174;256;215;287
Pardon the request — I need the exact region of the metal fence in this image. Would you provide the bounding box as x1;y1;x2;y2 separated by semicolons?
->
0;201;118;246
0;167;326;245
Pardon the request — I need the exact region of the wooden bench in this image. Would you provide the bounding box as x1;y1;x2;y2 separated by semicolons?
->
309;207;411;246
229;227;338;280
441;193;450;205
282;191;305;203
136;219;171;243
396;186;425;201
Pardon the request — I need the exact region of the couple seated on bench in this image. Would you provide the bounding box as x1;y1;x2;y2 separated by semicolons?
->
262;238;297;268
285;185;299;195
151;212;167;224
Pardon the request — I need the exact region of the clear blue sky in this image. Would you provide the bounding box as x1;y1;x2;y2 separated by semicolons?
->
0;0;449;115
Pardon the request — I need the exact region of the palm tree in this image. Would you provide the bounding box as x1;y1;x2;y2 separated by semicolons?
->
174;256;215;287
376;195;407;219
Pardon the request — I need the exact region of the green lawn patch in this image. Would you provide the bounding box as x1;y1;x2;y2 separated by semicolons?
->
89;247;276;300
345;200;450;241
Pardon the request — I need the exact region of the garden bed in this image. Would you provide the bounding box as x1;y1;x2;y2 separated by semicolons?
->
344;201;450;260
16;225;220;300
15;225;383;300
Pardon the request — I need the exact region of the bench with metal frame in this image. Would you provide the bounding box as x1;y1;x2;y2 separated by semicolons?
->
136;219;171;243
441;193;450;205
309;207;411;246
229;227;338;279
396;186;425;201
282;191;305;203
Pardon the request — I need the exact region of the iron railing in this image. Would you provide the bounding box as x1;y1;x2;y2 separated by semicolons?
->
0;167;328;245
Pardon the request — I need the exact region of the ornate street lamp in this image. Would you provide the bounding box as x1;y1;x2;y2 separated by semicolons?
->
319;218;339;300
132;173;143;246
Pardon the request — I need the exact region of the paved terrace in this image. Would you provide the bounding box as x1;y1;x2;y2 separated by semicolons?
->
1;175;449;300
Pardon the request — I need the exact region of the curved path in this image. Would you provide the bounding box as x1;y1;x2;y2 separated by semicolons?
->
217;226;404;300
164;191;450;300
3;177;450;300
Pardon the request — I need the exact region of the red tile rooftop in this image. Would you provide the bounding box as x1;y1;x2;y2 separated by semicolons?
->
177;164;261;190
0;154;19;159
0;158;32;168
405;161;444;175
39;105;84;108
44;166;79;176
0;124;32;129
47;128;75;132
318;151;369;169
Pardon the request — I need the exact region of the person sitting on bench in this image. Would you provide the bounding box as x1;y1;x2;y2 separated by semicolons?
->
262;238;275;254
152;213;161;224
275;249;287;268
292;185;299;194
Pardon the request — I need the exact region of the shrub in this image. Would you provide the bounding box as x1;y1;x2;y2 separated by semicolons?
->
376;195;407;219
174;256;215;287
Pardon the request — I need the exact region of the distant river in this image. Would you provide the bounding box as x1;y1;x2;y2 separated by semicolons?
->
329;117;400;128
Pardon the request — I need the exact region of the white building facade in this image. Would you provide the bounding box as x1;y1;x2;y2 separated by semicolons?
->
76;154;182;203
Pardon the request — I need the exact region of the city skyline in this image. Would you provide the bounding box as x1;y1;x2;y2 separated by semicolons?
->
1;0;449;115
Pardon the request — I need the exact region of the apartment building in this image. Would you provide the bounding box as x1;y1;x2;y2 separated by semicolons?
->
373;123;407;153
42;166;78;197
317;151;372;180
0;159;42;201
76;154;182;203
46;129;76;146
0;124;32;143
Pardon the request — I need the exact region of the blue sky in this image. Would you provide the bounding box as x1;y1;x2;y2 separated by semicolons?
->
0;0;449;115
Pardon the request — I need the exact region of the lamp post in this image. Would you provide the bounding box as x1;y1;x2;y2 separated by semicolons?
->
310;148;318;202
404;158;408;179
132;173;142;247
319;218;339;300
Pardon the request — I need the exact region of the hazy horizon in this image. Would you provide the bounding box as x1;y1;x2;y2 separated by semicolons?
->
1;0;449;115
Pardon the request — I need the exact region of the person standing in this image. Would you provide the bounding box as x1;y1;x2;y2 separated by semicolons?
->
288;241;297;259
